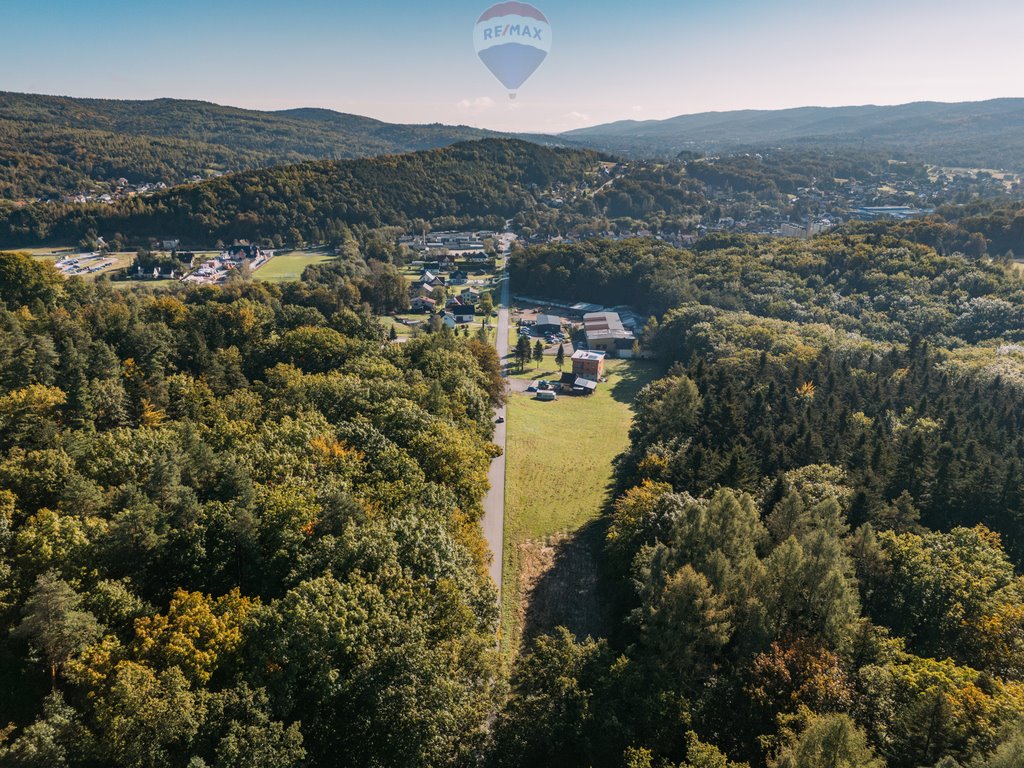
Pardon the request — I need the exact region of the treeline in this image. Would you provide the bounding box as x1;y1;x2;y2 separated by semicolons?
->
0;139;602;247
844;200;1024;257
0;251;505;767
0;120;267;199
638;308;1024;561
494;468;1024;767
494;233;1024;767
510;235;1024;342
0;91;505;198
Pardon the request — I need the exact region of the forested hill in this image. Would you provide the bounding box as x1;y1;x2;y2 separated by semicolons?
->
0;91;539;199
0;139;604;247
563;98;1024;170
0;251;507;766
495;232;1024;768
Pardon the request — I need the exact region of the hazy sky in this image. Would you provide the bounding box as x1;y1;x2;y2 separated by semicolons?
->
4;0;1022;132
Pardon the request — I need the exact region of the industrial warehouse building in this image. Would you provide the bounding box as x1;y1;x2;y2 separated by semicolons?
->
583;312;636;358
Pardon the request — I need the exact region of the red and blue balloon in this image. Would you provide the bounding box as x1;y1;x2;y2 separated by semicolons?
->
474;2;551;99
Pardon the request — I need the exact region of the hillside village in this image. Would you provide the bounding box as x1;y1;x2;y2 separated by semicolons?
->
520;157;1023;245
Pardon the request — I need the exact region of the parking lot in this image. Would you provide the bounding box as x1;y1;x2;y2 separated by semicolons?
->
515;309;572;346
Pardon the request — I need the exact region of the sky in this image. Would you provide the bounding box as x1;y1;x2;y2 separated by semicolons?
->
3;0;1022;133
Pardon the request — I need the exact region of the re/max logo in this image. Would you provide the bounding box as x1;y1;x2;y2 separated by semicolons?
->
482;24;544;41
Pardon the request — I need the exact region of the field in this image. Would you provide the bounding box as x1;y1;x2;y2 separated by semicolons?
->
500;359;658;655
113;278;179;291
379;315;423;339
14;247;77;258
254;251;336;283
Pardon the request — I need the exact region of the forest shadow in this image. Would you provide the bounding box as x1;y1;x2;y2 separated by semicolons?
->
520;517;612;646
609;360;661;405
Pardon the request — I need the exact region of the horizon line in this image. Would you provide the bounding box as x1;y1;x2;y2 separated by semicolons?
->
4;88;1024;135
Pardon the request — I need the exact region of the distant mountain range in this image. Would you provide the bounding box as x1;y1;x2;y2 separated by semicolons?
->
0;92;547;199
562;99;1024;170
3;92;1024;201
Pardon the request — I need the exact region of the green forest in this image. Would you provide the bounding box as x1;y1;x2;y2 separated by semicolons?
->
0;250;505;766
4;137;1022;264
2;136;1024;767
499;234;1024;767
0;140;603;247
0;91;512;199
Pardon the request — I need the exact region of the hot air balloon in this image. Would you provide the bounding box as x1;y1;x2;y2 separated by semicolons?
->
473;2;551;99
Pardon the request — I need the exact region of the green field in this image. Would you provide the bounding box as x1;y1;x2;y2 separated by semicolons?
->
379;316;418;339
14;247;77;258
506;333;574;377
254;251;336;283
500;359;658;655
113;278;179;291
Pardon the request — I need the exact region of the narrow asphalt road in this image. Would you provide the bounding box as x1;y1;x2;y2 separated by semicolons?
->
482;249;512;599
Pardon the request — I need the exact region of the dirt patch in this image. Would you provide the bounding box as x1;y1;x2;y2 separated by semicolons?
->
516;520;611;649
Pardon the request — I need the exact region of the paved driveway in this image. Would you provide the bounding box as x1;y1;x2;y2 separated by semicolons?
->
481;255;511;597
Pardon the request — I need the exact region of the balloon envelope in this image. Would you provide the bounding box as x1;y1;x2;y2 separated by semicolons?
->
474;2;551;93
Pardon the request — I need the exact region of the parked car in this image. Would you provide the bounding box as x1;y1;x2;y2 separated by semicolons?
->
495;416;505;424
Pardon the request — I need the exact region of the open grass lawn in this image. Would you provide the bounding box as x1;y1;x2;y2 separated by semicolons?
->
500;359;658;655
448;322;498;345
113;278;179;291
379;316;498;344
379;316;417;339
13;247;77;258
254;251;336;283
506;335;574;378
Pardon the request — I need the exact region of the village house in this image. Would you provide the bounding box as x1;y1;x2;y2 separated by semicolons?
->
225;243;264;260
410;296;437;313
418;270;446;288
447;303;476;324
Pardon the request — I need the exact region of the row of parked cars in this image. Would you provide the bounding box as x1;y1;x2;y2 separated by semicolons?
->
518;326;569;346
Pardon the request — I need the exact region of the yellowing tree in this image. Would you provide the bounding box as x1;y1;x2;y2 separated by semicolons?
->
138;400;166;428
133;589;256;685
